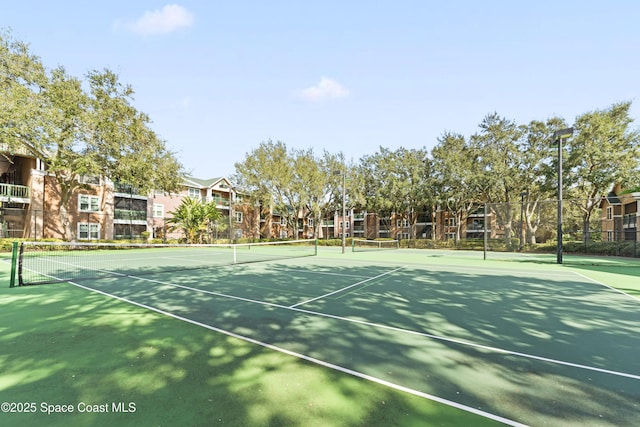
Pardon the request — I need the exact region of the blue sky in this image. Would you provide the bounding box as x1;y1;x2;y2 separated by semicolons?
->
3;1;639;178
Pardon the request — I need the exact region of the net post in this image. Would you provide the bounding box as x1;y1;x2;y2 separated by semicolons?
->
314;238;318;256
233;244;237;264
395;239;400;250
9;241;18;288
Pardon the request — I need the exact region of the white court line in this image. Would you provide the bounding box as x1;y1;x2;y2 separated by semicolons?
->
63;278;529;427
289;266;406;308
279;268;371;279
122;273;640;381
570;271;640;303
317;255;582;279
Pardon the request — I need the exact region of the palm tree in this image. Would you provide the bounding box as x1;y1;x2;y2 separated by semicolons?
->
167;197;222;243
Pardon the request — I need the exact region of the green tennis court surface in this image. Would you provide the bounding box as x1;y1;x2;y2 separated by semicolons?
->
1;246;639;426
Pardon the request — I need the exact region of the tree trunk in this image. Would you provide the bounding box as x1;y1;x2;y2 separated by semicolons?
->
58;183;74;241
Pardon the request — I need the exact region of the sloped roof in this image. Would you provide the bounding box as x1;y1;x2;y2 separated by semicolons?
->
183;176;227;188
620;186;640;195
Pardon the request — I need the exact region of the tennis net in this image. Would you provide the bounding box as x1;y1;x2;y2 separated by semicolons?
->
16;239;318;286
352;239;399;252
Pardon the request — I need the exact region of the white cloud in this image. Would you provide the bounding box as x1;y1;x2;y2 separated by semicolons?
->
299;77;350;101
118;4;194;36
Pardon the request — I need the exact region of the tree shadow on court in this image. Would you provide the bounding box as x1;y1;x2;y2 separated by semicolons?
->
0;271;499;427
3;255;639;427
135;259;639;427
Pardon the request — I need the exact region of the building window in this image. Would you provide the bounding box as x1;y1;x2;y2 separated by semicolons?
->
153;204;164;218
188;188;200;199
235;212;243;223
607;231;614;241
397;219;408;227
471;219;484;230
340;221;350;229
307;218;314;227
79;195;100;212
607;207;613;220
78;223;100;240
280;217;286;225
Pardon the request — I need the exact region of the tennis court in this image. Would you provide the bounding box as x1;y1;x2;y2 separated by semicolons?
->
2;242;640;426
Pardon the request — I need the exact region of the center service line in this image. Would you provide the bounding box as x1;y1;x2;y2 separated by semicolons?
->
289;266;406;308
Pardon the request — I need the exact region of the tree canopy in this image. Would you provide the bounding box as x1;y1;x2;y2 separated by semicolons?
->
1;31;184;239
232;103;639;242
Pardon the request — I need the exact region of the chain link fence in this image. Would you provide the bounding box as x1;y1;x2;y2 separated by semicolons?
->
485;199;639;258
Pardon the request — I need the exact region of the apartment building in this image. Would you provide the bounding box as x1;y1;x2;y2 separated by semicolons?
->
435;205;497;241
0;146;505;243
600;184;640;242
0;147;237;241
151;176;270;241
0;147;43;239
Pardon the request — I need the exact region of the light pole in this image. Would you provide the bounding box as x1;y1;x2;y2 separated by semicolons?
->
333;170;346;254
552;127;574;264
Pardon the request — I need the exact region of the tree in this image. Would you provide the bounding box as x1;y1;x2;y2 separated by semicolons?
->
234;142;340;239
295;148;331;238
469;113;526;246
519;117;568;244
564;101;640;239
167;197;222;243
0;30;48;154
358;147;431;240
1;32;184;239
233;140;298;238
431;133;481;242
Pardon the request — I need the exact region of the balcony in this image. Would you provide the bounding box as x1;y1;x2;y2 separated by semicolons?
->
114;209;148;225
468;209;486;217
623;214;637;229
206;197;230;208
0;183;30;203
114;182;142;194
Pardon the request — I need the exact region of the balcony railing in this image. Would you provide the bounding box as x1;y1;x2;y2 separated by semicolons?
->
206;197;230;207
623;214;637;228
0;183;30;200
114;183;143;194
